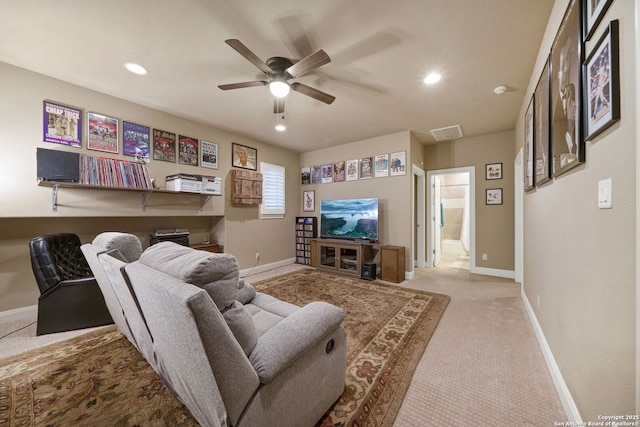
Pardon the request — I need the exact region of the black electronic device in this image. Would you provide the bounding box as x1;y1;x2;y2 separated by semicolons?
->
36;147;80;182
361;262;377;281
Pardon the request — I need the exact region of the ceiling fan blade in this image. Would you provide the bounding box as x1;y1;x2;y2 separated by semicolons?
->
273;97;285;114
218;81;268;90
291;82;335;104
225;39;273;75
286;49;331;78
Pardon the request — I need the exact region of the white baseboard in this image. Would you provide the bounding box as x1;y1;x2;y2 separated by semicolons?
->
239;257;297;278
0;304;37;324
521;288;582;422
471;266;515;279
404;270;415;280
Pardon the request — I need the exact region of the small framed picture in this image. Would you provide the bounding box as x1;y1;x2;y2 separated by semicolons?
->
583;0;614;42
232;142;257;170
153;128;176;162
301;166;311;185
360;157;373;179
486;188;503;205
178;135;199;166
311;165;321;184
346;159;359;181
333;161;345;182
87;112;119;153
303;190;315;212
321;163;333;183
374;154;389;178
486;162;503;180
583;20;620;142
123;121;150;158
200;140;218;169
43;100;82;147
390;151;407;176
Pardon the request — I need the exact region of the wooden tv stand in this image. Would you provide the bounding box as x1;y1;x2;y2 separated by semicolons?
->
314;239;375;278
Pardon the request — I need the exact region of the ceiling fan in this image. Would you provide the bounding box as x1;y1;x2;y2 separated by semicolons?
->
218;39;335;114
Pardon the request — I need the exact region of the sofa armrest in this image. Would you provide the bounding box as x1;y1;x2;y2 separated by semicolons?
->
249;301;344;383
39;277;98;299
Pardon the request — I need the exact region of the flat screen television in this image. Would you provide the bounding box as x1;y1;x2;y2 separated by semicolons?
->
320;198;379;241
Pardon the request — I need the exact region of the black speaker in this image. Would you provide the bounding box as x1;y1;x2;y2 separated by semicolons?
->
361;263;376;281
37;148;80;182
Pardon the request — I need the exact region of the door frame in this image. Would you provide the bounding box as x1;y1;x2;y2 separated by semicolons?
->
412;164;426;268
426;166;476;271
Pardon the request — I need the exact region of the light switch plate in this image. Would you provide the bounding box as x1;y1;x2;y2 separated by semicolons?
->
598;178;612;209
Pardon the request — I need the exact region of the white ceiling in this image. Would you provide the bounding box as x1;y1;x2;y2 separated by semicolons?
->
0;0;554;152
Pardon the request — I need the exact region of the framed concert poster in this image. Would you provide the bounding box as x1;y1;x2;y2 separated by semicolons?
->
43;100;82;147
87;112;119;153
583;20;620;141
153;128;176;163
123;121;150;158
200;140;218;169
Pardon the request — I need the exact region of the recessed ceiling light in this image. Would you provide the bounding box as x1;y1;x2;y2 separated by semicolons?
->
275;124;286;132
124;63;149;75
423;73;441;85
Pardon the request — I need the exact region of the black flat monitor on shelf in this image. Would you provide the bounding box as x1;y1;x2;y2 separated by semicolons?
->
320;198;378;242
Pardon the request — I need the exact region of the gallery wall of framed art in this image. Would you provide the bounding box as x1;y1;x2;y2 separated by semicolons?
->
523;0;621;192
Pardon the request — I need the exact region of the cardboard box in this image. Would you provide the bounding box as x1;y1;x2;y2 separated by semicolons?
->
166;173;202;193
200;175;222;195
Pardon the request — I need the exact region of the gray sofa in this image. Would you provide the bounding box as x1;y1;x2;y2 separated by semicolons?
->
81;232;347;427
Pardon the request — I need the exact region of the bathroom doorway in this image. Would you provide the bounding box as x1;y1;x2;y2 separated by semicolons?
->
427;167;475;271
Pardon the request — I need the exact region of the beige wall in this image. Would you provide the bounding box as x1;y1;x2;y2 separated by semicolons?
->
299;131;413;271
425;130;515;271
516;0;636;419
0;62;299;312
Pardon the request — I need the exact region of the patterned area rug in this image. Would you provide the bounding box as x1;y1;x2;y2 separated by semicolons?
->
253;269;450;427
0;269;449;427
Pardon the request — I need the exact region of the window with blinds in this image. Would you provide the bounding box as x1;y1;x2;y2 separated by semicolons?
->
260;162;285;219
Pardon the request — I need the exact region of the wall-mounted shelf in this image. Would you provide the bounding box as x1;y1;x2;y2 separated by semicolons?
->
38;180;217;212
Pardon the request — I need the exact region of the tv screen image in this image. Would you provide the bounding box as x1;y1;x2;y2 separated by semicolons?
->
320;198;379;241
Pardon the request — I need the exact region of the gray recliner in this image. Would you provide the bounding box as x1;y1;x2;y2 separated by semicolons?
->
83;232;347;427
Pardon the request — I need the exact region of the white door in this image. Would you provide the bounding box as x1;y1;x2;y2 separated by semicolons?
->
433;176;441;267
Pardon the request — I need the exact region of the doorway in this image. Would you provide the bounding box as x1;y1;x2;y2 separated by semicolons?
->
427;167;475;271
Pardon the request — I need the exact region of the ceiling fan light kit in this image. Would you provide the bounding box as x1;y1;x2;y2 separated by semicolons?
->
218;39;335;115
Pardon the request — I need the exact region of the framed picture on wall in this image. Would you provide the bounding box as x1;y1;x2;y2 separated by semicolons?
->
346;159;359;181
524;96;535;191
123;121;150;159
322;163;333;183
534;55;552;186
485;162;502;180
333;161;345;182
311;165;322;184
374;153;389;178
360;157;373;179
303;190;315;212
583;20;620;141
43;100;82;147
153;128;176;163
486;188;503;205
301;166;311;185
551;0;583;178
390;151;407;176
232;142;257;170
200;140;218;169
87;112;119;153
178;135;199;166
583;0;614;41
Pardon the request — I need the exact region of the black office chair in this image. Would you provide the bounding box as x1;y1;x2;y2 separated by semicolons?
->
29;233;113;335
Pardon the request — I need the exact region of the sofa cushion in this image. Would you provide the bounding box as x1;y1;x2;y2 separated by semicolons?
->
92;232;142;262
139;242;238;310
223;302;258;355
